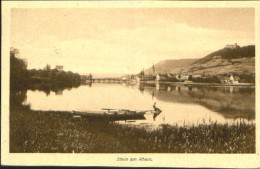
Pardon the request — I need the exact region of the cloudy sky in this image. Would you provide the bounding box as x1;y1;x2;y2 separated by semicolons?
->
11;8;254;74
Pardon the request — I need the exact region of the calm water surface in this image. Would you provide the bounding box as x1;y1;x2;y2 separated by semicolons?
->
23;83;255;127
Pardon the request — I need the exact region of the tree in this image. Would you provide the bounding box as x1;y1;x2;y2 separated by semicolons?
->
10;48;29;90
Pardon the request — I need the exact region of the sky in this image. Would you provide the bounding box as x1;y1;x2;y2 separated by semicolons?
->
11;8;255;75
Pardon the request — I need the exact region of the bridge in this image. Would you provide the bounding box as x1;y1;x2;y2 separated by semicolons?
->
90;78;124;83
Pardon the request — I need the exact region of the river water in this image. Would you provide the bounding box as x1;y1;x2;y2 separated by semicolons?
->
23;82;255;127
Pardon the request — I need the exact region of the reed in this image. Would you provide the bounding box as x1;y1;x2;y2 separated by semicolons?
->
10;106;255;153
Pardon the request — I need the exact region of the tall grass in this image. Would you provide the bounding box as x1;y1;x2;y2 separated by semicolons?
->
10;106;255;153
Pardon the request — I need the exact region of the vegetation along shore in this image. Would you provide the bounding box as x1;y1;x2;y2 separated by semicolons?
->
10;104;255;153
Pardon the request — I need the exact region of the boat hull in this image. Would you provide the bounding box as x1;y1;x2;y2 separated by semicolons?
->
73;110;147;120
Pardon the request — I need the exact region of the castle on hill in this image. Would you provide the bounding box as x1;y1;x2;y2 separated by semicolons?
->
225;43;239;49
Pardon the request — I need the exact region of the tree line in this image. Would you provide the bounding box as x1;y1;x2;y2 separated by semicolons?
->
10;48;81;91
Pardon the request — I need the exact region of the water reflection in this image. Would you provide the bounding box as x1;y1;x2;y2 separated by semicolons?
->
139;83;255;120
23;82;255;127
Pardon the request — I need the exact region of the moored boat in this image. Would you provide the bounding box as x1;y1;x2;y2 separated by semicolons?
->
72;109;150;120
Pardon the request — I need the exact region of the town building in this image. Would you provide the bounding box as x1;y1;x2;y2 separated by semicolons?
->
229;75;239;84
140;75;156;81
55;65;63;72
176;74;189;82
156;74;160;81
192;75;202;78
220;75;239;84
155;74;172;81
43;64;51;71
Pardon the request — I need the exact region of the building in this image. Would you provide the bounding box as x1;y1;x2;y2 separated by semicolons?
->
156;74;169;81
192;75;202;78
225;43;239;49
229;75;239;84
43;64;51;71
156;74;160;81
220;75;239;84
140;75;156;81
152;64;155;75
55;65;63;72
176;74;189;82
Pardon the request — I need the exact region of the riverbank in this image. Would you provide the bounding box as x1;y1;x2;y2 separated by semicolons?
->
10;105;255;153
140;81;255;87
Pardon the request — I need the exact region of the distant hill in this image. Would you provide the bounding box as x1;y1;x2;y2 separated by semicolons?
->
144;45;255;76
144;59;199;74
183;45;255;75
192;45;255;65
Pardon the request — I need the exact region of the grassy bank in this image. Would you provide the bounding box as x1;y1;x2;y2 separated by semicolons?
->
10;106;255;153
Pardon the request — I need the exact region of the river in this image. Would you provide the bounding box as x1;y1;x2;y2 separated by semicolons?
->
23;82;255;127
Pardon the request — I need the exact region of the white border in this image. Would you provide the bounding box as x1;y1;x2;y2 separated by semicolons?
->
1;1;260;167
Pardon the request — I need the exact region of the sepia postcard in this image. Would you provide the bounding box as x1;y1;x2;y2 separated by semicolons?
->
1;1;260;168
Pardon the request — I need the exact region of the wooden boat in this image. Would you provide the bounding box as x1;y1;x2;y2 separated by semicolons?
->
72;108;149;120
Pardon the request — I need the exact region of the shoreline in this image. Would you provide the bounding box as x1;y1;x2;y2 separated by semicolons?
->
139;81;255;87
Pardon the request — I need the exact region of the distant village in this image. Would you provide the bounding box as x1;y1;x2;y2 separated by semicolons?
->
129;65;242;85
